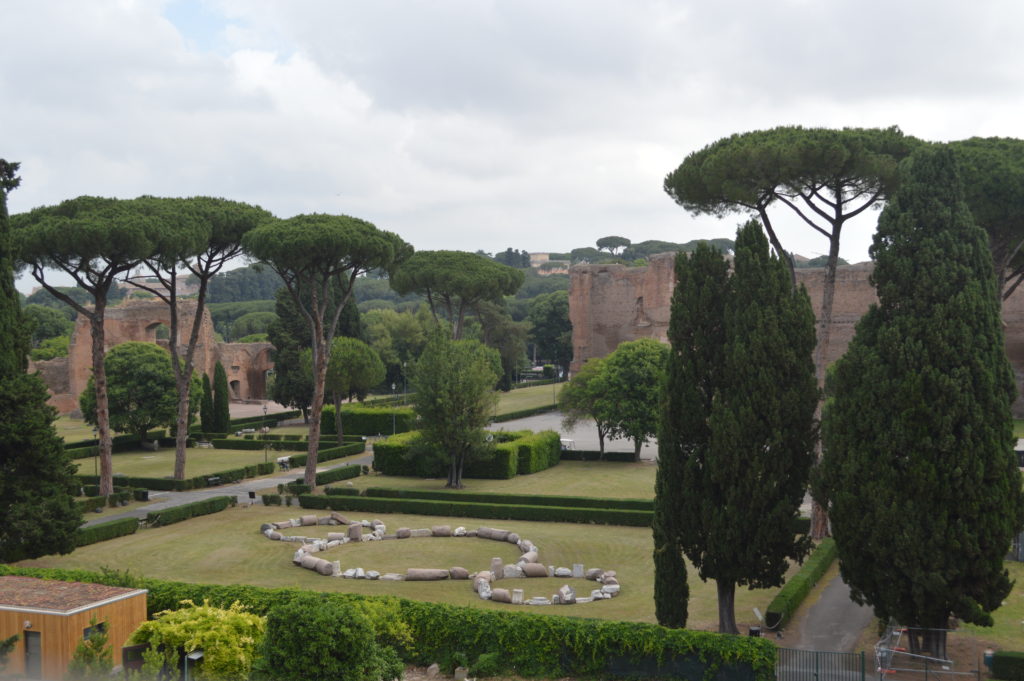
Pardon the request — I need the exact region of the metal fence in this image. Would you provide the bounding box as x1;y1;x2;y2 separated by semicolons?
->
777;648;866;681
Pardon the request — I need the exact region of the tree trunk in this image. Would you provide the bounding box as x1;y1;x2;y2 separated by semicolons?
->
810;232;843;539
333;391;344;446
716;579;739;634
172;275;210;481
447;451;464;489
598;425;606;457
633;438;642;462
907;626;949;662
89;308;114;496
304;339;328;488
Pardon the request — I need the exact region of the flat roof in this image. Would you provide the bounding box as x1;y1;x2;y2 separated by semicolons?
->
0;576;147;616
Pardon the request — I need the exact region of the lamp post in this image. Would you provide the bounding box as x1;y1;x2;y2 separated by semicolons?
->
184;650;203;681
262;404;269;466
391;383;396;434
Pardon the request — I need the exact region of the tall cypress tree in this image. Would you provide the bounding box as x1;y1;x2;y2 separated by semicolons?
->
654;243;728;627
0;159;82;562
200;372;215;434
819;146;1024;659
212;361;230;434
664;223;817;634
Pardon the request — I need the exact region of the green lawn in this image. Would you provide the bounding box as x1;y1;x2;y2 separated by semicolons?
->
54;416;97;443
352;459;656;499
72;446;338;480
19;504;789;632
960;561;1024;649
495;382;563;415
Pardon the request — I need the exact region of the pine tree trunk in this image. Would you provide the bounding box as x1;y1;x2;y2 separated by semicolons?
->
305;339;328;488
333;392;344;446
633;439;642;462
89;308;114;496
716;580;739;634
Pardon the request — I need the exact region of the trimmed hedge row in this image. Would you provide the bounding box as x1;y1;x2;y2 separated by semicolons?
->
228;410;301;429
312;464;362;486
560;449;638;462
65;429;169;459
372;430;557;480
512;430;561;474
491;404;558;423
298;494;653;527
76;496;106;514
145;496;236;527
75;517;139;547
993;651;1024;681
363;487;654;511
0;566;775;681
77;462;274;492
211;438;308;451
324;486;361;496
322;404;416;436
82;485;149;502
764;538;838;629
286;441;365;468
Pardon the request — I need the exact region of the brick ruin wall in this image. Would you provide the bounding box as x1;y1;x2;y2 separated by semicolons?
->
31;299;274;415
570;253;1024;416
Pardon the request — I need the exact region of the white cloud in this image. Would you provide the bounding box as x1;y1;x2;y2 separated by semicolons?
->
4;0;1024;295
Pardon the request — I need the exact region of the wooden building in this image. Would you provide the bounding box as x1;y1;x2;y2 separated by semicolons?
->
0;576;147;680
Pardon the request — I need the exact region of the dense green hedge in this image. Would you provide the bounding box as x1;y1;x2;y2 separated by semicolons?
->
363;487;654;511
227;410;301;430
299;494;653;527
372;431;437;476
65;429;169;459
286;441;365;468
512;431;561;474
0;566;775;681
261;494;282;506
76;496;106;514
324;486;361;496
145;496;236;527
764;538;838;629
211;438;308;451
993;651;1024;681
82;485;150;502
560;450;638;462
75;517;139;547
322;404;416;436
373;430;554;480
312;464;362;486
78;462;274;492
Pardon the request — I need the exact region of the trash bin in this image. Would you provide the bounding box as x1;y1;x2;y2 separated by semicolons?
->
749;626;761;637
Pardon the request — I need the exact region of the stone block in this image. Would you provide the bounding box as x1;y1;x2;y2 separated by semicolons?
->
449;567;469;580
502;565;524;579
572;563;585;578
490;588;512;603
521;563;548;578
431;525;451;537
396;528;411;539
406;568;450;581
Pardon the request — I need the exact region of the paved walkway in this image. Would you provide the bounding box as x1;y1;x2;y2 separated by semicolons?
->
83;454;368;527
786;568;875;653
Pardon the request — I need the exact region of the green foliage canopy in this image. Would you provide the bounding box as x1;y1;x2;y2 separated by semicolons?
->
80;342;200;443
599;338;668;461
390;250;524;340
412;334;501;488
819;146;1024;657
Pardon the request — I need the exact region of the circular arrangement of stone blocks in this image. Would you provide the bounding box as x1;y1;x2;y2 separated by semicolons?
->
259;513;622;606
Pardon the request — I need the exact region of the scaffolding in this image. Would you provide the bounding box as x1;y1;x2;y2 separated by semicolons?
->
874;621;979;681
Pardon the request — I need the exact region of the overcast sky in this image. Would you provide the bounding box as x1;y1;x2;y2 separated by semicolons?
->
5;1;1024;293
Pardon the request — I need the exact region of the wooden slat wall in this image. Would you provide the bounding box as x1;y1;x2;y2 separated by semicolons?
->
0;593;147;680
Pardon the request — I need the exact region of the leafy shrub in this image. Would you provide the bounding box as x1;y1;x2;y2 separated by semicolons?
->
129;600;265;681
764;538;838;629
67;615;112;680
512;430;561;474
145;496;236;527
253;593;403;681
287;441;365;468
992;651;1024;681
261;494;282;506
